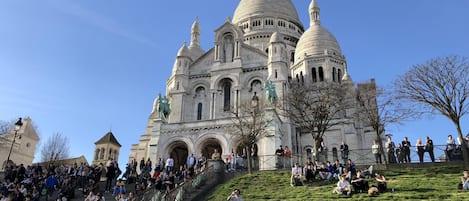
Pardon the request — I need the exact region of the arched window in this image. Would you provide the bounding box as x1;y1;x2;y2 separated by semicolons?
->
100;148;105;160
197;103;203;120
300;72;304;84
306;148;312;160
296;74;300;82
318;67;324;82
109;148;113;159
222;34;234;62
290;52;295;63
337;69;342;83
195;86;205;98
312;68;317;82
275;70;278;79
95;149;99;160
223;80;232;111
332;67;337;82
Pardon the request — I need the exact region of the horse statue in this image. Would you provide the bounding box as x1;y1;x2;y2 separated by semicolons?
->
156;93;171;120
264;80;278;105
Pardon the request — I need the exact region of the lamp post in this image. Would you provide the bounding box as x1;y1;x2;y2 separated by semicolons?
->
246;93;259;174
6;118;23;167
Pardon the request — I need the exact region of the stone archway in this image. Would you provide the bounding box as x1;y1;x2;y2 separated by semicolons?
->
199;138;222;160
168;141;189;171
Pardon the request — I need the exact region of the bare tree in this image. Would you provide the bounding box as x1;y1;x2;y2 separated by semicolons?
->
357;84;417;166
0;119;15;136
230;95;272;174
284;82;349;160
40;132;70;164
395;55;469;168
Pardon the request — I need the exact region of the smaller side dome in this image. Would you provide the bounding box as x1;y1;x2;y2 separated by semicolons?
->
177;42;190;57
294;0;342;62
269;32;283;43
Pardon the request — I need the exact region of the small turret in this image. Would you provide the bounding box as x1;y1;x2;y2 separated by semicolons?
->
309;0;320;26
172;42;192;76
190;17;201;49
189;17;205;60
268;32;288;81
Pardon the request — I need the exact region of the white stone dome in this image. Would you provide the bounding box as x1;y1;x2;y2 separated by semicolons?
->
232;0;301;25
177;43;190;57
295;25;341;59
294;0;341;62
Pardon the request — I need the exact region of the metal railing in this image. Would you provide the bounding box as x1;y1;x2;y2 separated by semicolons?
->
246;145;464;170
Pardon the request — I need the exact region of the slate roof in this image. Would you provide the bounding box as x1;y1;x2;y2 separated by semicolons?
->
95;131;121;147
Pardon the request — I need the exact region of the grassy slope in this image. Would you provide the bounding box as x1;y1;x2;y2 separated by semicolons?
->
207;166;469;201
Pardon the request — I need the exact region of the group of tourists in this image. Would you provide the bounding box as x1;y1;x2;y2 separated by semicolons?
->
123;152;212;197
372;134;469;164
0;158;122;201
275;145;293;169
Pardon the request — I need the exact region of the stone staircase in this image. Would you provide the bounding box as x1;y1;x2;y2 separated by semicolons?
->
140;160;229;201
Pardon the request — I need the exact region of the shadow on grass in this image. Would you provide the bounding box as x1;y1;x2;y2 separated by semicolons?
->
392;188;435;193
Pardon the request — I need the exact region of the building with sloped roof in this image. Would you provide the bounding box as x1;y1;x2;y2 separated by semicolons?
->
1;117;39;168
92;131;121;166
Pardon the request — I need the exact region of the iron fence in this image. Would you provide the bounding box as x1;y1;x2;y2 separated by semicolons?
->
253;145;463;170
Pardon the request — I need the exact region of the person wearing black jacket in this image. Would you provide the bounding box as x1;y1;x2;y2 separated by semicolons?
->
425;136;435;162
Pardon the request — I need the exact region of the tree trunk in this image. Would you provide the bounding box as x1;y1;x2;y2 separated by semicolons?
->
313;136;320;161
376;132;389;169
455;121;469;169
245;147;252;174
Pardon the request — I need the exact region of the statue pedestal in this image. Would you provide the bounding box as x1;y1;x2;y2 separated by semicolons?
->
206;159;225;173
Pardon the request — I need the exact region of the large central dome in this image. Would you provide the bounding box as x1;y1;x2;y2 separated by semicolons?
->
232;0;301;25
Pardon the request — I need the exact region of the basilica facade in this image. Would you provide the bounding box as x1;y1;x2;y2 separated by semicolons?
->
130;0;377;170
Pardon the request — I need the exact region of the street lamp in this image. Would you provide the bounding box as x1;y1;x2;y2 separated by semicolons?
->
6;118;23;167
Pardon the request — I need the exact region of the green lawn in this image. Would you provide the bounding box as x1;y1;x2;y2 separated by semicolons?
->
207;165;469;201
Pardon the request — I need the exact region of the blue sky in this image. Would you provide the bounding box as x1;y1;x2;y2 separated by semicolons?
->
1;0;468;166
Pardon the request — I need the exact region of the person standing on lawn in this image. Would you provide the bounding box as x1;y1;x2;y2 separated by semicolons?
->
425;136;435;162
402;137;412;163
372;140;382;164
416;139;425;164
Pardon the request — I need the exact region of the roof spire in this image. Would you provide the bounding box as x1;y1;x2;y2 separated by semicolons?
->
309;0;320;26
342;63;353;82
190;17;201;48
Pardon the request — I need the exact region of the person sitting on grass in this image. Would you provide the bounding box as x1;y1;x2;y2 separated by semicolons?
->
291;163;303;186
318;163;333;182
227;189;243;201
304;162;315;183
461;170;469;190
346;159;357;179
334;175;352;197
374;173;387;193
351;171;369;193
